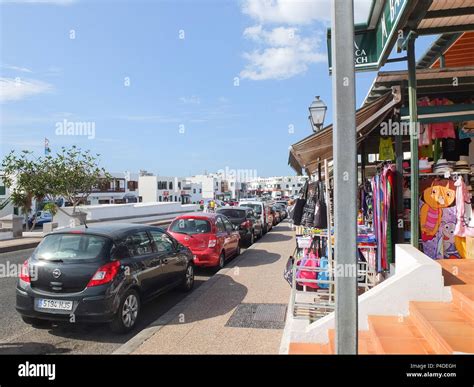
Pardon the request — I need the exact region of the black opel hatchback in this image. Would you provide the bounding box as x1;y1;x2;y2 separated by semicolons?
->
16;223;194;333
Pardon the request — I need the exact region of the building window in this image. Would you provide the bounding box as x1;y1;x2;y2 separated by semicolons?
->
159;196;162;202
193;188;196;194
127;180;138;191
178;181;181;189
169;182;173;190
0;185;5;196
158;181;167;190
199;189;202;193
175;196;178;201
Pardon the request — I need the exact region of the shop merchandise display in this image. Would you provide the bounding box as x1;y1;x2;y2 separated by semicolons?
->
371;162;397;271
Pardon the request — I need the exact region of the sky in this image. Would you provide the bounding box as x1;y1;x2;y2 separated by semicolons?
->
0;0;436;178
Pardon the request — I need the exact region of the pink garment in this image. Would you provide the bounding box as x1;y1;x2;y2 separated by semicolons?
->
454;176;474;237
430;98;456;139
417;99;432;146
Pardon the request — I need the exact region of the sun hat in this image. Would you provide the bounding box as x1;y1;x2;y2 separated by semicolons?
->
433;158;453;174
454;160;471;174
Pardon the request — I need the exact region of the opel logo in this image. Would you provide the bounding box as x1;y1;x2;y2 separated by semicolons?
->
52;268;61;279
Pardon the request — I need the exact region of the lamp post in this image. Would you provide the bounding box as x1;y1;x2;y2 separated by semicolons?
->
309;96;327;132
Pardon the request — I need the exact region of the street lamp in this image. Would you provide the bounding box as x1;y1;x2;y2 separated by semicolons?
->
309;96;327;132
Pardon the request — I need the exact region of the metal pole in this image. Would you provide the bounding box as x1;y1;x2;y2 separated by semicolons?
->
331;0;358;354
407;35;419;247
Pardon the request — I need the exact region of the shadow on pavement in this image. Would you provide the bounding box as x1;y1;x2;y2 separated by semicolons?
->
40;276;212;345
227;248;281;268
0;342;71;355
164;273;248;325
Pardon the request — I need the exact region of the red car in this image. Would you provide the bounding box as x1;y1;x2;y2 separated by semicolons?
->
168;213;240;269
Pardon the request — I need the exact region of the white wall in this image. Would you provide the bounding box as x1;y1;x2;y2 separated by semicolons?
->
138;176;158;203
54;201;198;229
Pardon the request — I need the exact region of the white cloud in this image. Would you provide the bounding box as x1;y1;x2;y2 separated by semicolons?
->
0;77;53;102
2;65;33;73
240;26;326;80
241;0;373;25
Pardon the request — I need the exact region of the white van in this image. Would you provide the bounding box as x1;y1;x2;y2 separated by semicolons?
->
239;200;272;235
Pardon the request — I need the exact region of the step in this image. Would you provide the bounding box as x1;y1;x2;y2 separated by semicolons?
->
288;342;331;354
367;315;435;354
451;285;474;321
327;329;376;354
410;301;474;354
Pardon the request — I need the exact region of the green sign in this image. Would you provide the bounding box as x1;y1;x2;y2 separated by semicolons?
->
327;0;409;72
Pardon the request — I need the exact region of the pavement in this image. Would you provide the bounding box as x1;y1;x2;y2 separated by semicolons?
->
116;221;294;355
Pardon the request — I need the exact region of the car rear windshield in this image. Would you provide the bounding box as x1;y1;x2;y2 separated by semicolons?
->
241;204;261;213
217;209;246;218
169;218;211;235
34;233;110;261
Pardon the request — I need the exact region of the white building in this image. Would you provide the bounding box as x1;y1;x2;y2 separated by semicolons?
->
187;174;223;200
87;172;140;205
247;176;308;198
139;175;203;204
0;174;14;218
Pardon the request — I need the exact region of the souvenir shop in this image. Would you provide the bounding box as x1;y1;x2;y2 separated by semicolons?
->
288;67;474;319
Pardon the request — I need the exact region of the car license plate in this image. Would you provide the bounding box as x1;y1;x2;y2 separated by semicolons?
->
35;298;73;311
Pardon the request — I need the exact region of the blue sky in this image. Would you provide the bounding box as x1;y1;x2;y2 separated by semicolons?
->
0;0;435;177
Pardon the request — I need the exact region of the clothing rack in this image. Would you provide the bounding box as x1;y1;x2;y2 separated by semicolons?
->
289;160;378;321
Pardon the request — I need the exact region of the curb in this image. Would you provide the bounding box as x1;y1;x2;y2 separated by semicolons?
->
112;224;278;355
0;241;41;254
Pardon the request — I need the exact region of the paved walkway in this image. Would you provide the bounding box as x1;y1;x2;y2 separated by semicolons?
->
128;221;294;354
0;237;42;253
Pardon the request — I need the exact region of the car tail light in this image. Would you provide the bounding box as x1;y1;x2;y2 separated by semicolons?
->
240;220;251;229
208;238;217;248
19;259;31;283
87;261;121;287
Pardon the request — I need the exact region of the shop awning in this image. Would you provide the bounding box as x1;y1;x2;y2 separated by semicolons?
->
289;87;402;175
364;66;474;105
417;31;474;69
414;0;474;36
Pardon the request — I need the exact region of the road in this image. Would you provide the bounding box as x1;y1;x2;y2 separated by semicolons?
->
0;247;218;354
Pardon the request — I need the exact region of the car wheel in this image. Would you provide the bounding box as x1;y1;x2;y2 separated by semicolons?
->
218;252;225;269
180;264;194;292
21;315;50;327
110;289;140;334
248;231;255;247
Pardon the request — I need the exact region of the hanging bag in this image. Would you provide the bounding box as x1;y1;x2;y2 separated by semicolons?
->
283;247;298;287
301;182;318;227
313;181;328;229
292;181;308;226
296;238;319;289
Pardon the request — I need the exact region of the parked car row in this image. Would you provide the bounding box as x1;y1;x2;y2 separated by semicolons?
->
15;200;289;334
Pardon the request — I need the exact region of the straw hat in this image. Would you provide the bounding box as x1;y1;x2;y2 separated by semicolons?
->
454;160;471;174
